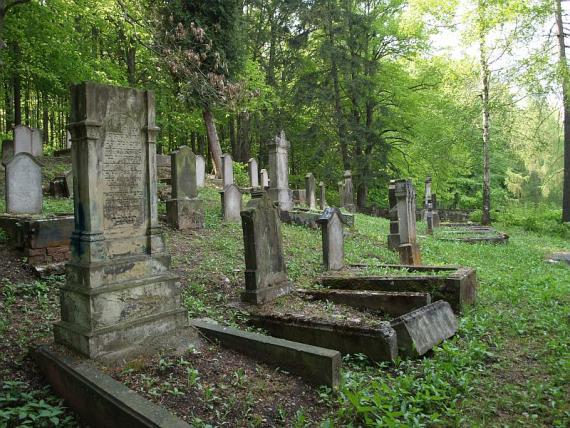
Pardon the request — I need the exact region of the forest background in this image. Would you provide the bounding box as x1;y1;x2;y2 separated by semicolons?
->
0;0;567;222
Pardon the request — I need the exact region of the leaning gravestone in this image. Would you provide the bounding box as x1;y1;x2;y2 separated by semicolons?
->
2;140;14;164
395;179;421;266
166;146;204;229
222;153;234;188
4;152;43;214
220;183;242;221
319;181;326;210
248;158;259;188
260;169;269;188
268;131;293;211
305;172;317;210
14;125;43;157
241;191;292;304
317;207;345;270
54;82;187;359
196;155;206;188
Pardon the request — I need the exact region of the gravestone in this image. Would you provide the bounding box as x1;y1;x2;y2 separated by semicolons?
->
54;82;187;359
196;155;206;188
240;191;292;304
2;140;14;164
166;146;204;229
248;158;259;188
342;170;355;213
4;152;43;214
424;176;432;210
260;169;269;188
293;189;306;205
64;170;73;199
319;181;326;210
425;177;434;235
338;182;345;208
317;207;345;270
395;179;421;265
267;131;292;211
222;153;234;188
156;154;171;180
387;180;400;250
14;125;43;157
432;193;441;227
305;173;317;210
66;130;72;149
220;183;242;221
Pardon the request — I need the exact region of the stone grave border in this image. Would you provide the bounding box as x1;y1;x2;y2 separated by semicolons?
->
436;224;509;244
279;209;355;229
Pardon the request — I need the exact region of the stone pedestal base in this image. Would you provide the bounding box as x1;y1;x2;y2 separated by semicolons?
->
241;281;293;305
166;198;204;230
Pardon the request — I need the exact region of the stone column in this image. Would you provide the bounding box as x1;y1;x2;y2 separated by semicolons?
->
317;207;345;270
305;172;316;210
424;176;432;210
342;170;355;213
267;131;292;211
222;153;234;188
196;155;206;188
166;146;204;229
260;169;269;188
240;192;292;304
4;153;43;214
248;158;259;188
387;180;400;250
319;181;326;210
54;82;187;359
394;179;421;266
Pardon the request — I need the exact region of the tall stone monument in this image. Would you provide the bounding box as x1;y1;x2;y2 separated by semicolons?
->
222;153;234;188
394;179;421;266
14;125;43;157
4;152;43;214
387;180;400;250
319;181;326;210
248;158;259;188
196;155;206;188
54;82;187;359
166;146;204;229
267;131;292;211
240;191;292;304
305;172;317;210
260;169;269;188
342;170;355;213
317;207;345;270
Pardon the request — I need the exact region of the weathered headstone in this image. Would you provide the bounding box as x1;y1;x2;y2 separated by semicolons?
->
432;193;441;227
54;82;187;359
305;173;317;210
395;179;421;265
240;191;292;304
260;169;269;188
14;125;43;157
387;180;400;250
342;170;355;213
424;176;432;210
338;181;345;208
66;130;72;149
2;140;14;164
248;158;259;188
166;146;204;229
156;153;171;180
319;181;326;210
317;207;345;271
222;153;234;188
196;155;206;188
267;131;292;211
4;152;43;214
64;170;73;198
293;189;306;205
220;183;242;221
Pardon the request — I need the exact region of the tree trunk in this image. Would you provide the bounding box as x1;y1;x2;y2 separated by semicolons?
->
328;30;349;170
203;109;222;178
556;0;570;222
479;37;491;225
42;92;48;144
13;64;21;126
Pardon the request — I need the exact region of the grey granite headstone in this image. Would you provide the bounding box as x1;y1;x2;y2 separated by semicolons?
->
54;82;188;359
14;125;43;157
267;131;292;211
240;192;292;304
2;140;14;164
196;155;206;188
260;169;269;188
222;153;234;188
248;158;259;188
317;207;345;270
166;146;204;229
4;152;43;214
220;183;242;221
305;173;317;210
319;181;326;210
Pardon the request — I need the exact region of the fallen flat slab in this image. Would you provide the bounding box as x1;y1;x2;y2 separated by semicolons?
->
248;313;398;362
321;266;477;313
297;289;431;317
390;300;457;357
191;319;341;389
32;345;190;428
